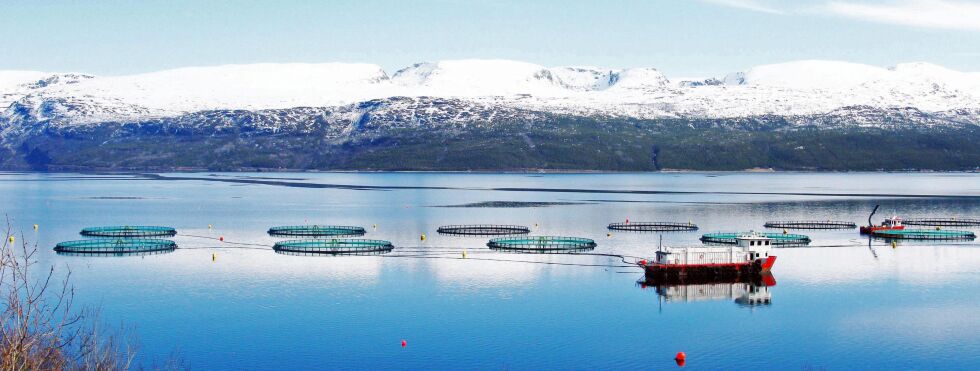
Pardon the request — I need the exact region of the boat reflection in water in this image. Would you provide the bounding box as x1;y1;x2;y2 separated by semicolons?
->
639;273;776;307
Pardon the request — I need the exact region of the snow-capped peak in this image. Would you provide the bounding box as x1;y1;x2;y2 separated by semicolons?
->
2;59;980;126
740;60;892;89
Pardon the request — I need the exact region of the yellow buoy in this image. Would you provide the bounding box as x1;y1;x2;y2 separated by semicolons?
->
936;226;941;230
212;253;216;261
373;224;377;229
891;241;897;249
7;236;13;243
607;233;612;238
208;224;213;229
420;233;426;241
783;229;788;234
462;250;468;258
33;224;38;230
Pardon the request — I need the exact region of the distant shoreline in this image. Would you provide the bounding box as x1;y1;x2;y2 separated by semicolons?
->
1;168;977;175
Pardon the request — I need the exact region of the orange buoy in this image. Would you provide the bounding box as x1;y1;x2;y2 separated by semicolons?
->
401;339;407;347
675;352;687;366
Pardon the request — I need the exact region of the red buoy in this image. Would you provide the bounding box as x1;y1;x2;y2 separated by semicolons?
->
219;236;224;242
675;352;687;366
401;339;407;347
638;259;647;266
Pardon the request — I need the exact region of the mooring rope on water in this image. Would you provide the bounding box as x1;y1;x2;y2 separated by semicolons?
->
175;233;642;268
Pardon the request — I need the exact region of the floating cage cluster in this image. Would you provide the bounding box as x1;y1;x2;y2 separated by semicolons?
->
267;225;366;237
608;222;699;232
56;225;178;255
487;236;596;253
700;232;811;246
266;224;391;255
871;229;976;240
902;218;980;227
437;224;530;236
763;221;856;230
273;239;394;255
54;238;177;254
80;225;177;238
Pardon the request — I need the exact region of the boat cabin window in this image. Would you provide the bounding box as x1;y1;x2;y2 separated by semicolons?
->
765;240;770;246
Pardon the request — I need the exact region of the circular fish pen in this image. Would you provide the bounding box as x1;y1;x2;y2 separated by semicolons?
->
902;218;980;227
437;225;531;236
487;236;596;253
607;222;698;232
272;239;394;255
80;225;177;238
267;225;366;237
700;232;811;246
763;221;856;230
871;229;976;240
54;239;177;254
55;249;175;257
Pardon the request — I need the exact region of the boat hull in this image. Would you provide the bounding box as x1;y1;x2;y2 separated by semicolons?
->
859;225;905;234
641;256;775;281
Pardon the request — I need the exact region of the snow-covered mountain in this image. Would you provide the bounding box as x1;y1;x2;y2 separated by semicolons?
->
4;59;980;127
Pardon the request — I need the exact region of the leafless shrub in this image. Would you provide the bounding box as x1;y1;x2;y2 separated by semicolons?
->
0;221;151;370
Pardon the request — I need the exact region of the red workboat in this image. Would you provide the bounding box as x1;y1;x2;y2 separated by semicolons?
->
860;216;905;234
859;205;904;234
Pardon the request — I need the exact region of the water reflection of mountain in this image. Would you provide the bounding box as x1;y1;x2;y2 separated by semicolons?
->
640;274;776;307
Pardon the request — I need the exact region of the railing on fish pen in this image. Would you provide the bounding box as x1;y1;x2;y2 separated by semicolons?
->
437;225;531;236
902;218;980;227
608;222;699;232
763;221;856;230
80;225;177;238
267;225;366;237
487;236;596;253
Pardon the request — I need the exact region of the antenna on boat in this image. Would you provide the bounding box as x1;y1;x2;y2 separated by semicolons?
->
658;234;663;252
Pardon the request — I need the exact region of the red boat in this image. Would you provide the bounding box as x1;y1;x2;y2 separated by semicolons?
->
859;206;904;234
639;232;776;281
859;217;905;234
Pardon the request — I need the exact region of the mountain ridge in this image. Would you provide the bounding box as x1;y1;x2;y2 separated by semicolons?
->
2;59;979;171
4;59;980;127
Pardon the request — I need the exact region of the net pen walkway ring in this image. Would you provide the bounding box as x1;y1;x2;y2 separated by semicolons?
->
267;225;367;237
80;225;177;238
902;218;980;227
763;221;857;230
700;232;811;246
54;238;177;254
437;225;531;236
871;229;976;240
487;236;597;253
273;239;394;254
607;222;699;232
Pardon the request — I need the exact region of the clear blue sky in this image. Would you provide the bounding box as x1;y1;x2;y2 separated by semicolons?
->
1;0;978;77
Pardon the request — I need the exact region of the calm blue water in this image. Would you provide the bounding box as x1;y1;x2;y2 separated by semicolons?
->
3;172;980;369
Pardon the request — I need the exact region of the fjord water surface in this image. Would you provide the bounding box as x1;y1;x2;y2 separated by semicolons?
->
2;172;979;369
